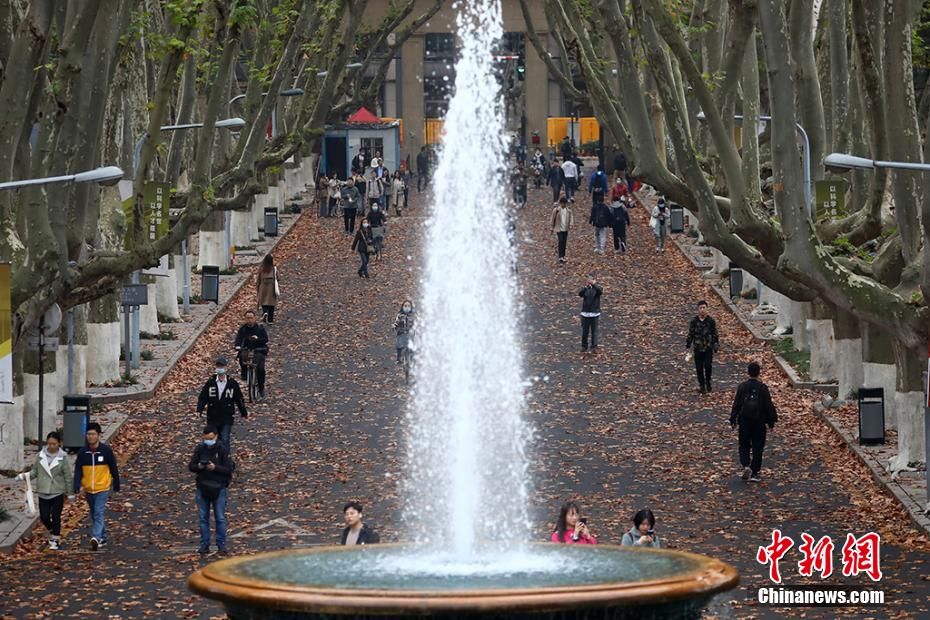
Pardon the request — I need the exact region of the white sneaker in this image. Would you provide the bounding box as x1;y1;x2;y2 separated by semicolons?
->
90;537;99;551
48;538;59;550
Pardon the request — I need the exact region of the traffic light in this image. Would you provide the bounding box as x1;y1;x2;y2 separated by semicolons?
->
516;53;526;81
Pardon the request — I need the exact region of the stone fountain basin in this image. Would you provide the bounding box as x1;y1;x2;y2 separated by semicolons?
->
189;543;739;619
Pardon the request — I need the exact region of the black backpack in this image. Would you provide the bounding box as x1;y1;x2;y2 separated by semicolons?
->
740;386;763;422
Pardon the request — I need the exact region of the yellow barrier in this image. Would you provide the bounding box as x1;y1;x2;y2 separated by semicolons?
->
424;118;445;145
547;117;601;146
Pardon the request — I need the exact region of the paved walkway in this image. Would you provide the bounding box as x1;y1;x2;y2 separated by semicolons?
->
0;186;928;618
0;205;306;553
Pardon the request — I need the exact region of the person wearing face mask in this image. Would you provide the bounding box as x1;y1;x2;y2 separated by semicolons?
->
18;431;74;550
393;300;415;364
197;357;248;450
189;425;235;557
352;218;374;278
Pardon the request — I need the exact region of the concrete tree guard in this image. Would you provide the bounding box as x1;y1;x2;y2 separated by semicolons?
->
0;397;25;470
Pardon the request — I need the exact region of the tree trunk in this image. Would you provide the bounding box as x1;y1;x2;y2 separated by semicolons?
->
86;293;121;385
862;322;896;430
889;339;926;474
155;255;180;321
22;347;58;444
0;396;25;471
833;306;863;401
197;211;229;271
807;298;837;382
791;301;811;351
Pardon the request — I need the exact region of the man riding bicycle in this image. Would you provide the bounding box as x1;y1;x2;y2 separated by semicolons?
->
234;310;269;401
393;300;415;364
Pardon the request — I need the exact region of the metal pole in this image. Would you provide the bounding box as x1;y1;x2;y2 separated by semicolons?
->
66;308;74;394
37;316;44;443
123;307;131;379
181;239;190;314
130;271;141;369
225;210;232;270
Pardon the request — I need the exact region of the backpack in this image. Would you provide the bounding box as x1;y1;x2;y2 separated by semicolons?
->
740;386;763;422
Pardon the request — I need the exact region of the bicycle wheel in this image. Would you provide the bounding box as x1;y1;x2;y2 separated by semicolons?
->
247;366;256;403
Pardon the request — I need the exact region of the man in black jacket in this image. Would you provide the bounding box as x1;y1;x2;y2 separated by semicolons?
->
578;274;603;353
197;357;247;450
235;310;269;400
685;300;720;393
416;146;430;192
548;160;564;202
340;501;380;545
730;362;778;482
189;425;235;556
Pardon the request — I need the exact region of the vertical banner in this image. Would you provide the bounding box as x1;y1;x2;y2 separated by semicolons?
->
0;264;12;403
141;181;171;276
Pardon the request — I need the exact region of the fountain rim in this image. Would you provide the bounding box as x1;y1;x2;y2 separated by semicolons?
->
188;543;740;615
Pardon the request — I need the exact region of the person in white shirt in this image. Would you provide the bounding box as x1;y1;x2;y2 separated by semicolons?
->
561;158;579;202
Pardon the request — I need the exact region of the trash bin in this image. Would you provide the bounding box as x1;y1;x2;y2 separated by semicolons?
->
858;387;885;444
670;203;684;233
62;394;91;451
264;207;279;237
728;263;743;299
202;265;220;304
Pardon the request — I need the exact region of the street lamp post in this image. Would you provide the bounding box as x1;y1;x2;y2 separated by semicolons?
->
0;166;123;191
825;150;930;509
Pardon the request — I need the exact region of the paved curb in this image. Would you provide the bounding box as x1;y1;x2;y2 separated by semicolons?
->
812;403;930;536
670;230;928;536
0;204;310;553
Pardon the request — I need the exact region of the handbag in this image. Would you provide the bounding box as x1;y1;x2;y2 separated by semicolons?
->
273;267;280;297
23;476;36;516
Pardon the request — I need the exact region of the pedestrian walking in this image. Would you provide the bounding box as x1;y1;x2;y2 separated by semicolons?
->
609;195;630;255
327;175;341;216
685;300;719;393
589;199;611;254
620;509;661;548
341;178;360;235
235;309;269;399
561;157;578;202
367;170;385;210
197;357;248;449
730;362;778;482
393;301;415;363
352;218;373;278
649;198;669;252
511;164;528;207
256;254;279;323
402;168;412;208
547;160;564;202
340;501;381;545
578;274;602;353
550;197;574;263
587;164;609;206
73;423;120;551
416;146;430;192
390;171;405;216
550;500;597;544
189;424;235;556
18;431;73;550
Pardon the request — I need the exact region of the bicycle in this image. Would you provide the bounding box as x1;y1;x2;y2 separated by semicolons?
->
370;226;385;261
236;347;267;403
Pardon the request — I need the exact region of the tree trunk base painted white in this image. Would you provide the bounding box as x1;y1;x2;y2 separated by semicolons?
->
806;318;837;383
252;194;268;241
87;322;122;385
231;209;252;247
761;288;792;334
834;338;863;402
23;372;61;443
197;230;229;271
156;272;180;321
889;390;925;475
712;248;729;274
790;301;811;350
862;362;896;430
741;272;758;298
285;167;302;200
173;253;190;310
55;344;87;395
0;396;25;471
139;283;160;335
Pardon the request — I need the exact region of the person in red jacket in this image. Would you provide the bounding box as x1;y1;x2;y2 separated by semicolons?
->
549;500;597;544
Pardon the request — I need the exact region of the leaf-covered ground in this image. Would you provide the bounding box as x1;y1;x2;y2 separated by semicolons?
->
1;186;929;619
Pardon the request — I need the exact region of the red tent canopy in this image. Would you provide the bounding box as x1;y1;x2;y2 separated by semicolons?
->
347;107;380;123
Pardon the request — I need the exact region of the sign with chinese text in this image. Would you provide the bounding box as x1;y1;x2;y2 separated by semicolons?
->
143;181;171;242
815;179;848;218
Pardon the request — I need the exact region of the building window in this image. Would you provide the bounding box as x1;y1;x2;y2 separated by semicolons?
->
424;33;456;118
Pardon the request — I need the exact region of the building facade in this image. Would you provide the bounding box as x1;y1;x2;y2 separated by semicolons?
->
363;0;580;165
